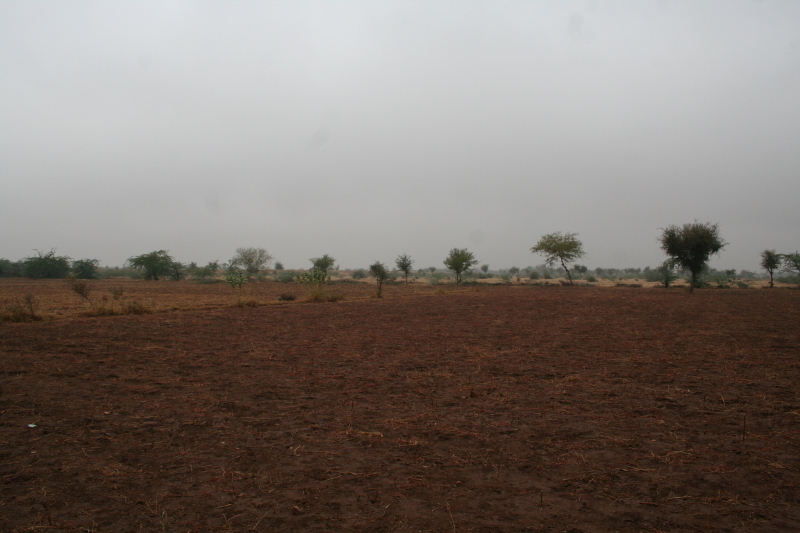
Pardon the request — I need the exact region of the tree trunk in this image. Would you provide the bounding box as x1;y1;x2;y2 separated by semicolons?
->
689;270;696;293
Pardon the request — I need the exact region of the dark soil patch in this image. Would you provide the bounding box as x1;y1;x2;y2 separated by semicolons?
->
1;287;799;532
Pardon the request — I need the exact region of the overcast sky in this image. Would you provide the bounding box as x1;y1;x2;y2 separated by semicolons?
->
1;1;798;272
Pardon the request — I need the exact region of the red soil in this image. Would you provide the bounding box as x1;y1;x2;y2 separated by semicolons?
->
1;285;799;532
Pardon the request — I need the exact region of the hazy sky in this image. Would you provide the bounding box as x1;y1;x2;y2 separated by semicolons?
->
2;1;798;271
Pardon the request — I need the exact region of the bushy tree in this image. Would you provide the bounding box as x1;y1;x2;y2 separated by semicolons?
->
781;252;800;285
72;258;100;279
369;261;389;297
22;249;71;279
658;221;726;292
275;262;284;270
395;254;414;284
0;259;22;278
481;264;489;274
231;247;273;280
310;254;336;274
530;232;586;285
760;250;781;288
127;250;174;281
443;248;478;285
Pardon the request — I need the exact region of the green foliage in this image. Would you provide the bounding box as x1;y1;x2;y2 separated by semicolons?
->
585;274;598;283
369;261;389;297
231;247;273;280
659;221;726;292
22;249;71;279
296;268;334;302
192;260;219;280
71;258;100;279
481;264;489;274
760;250;781;288
352;269;368;279
529;270;540;280
275;262;284;270
169;261;186;281
310;254;336;273
128;250;174;281
225;268;247;289
443;248;478;285
509;266;519;276
276;270;296;283
530;232;586;285
0;258;22;277
780;252;800;286
573;265;588;279
657;258;678;287
395;254;414;284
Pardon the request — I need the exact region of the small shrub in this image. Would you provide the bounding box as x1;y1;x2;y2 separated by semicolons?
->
585;275;597;282
352;269;368;279
234;298;258;308
277;293;297;302
276;271;296;283
125;301;149;315
2;294;42;322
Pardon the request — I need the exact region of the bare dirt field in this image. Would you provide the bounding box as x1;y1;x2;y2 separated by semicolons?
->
1;282;799;532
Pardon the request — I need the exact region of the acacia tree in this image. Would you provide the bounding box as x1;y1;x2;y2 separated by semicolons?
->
231;247;273;280
71;258;100;279
658;221;726;292
443;248;478;285
760;250;782;288
128;250;174;281
395;254;414;284
530;232;586;285
369;261;389;297
22;249;71;279
311;254;336;274
781;252;800;286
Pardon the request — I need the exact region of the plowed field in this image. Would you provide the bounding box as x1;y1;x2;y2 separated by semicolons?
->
1;283;799;532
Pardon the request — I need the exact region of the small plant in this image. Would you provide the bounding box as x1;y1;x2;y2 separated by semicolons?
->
296;268;332;302
66;275;96;310
585;275;597;282
352;269;368;279
277;293;297;302
369;261;389;297
225;268;247;289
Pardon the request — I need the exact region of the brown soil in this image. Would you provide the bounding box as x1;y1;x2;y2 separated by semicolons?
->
1;283;799;532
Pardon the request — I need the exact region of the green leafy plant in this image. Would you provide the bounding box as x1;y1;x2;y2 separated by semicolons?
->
225;268;247;289
395;254;414;284
71;258;100;279
230;247;273;280
443;248;478;285
780;252;800;287
530;232;586;286
369;261;389;297
296;267;333;302
659;221;726;292
127;250;174;281
310;254;336;274
22;249;71;279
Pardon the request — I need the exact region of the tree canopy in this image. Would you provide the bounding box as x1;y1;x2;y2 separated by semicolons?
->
530;232;586;285
395;254;414;284
760;249;781;288
128;250;174;281
369;261;389;297
658;221;726;292
231;247;273;280
443;248;478;285
310;254;336;273
22;249;71;279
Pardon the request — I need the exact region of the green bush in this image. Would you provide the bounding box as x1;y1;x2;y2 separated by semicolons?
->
22;250;71;279
352;269;368;279
585;275;597;282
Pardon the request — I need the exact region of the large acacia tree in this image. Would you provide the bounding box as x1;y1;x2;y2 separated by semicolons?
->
128;250;174;281
530;232;586;285
658;221;726;292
